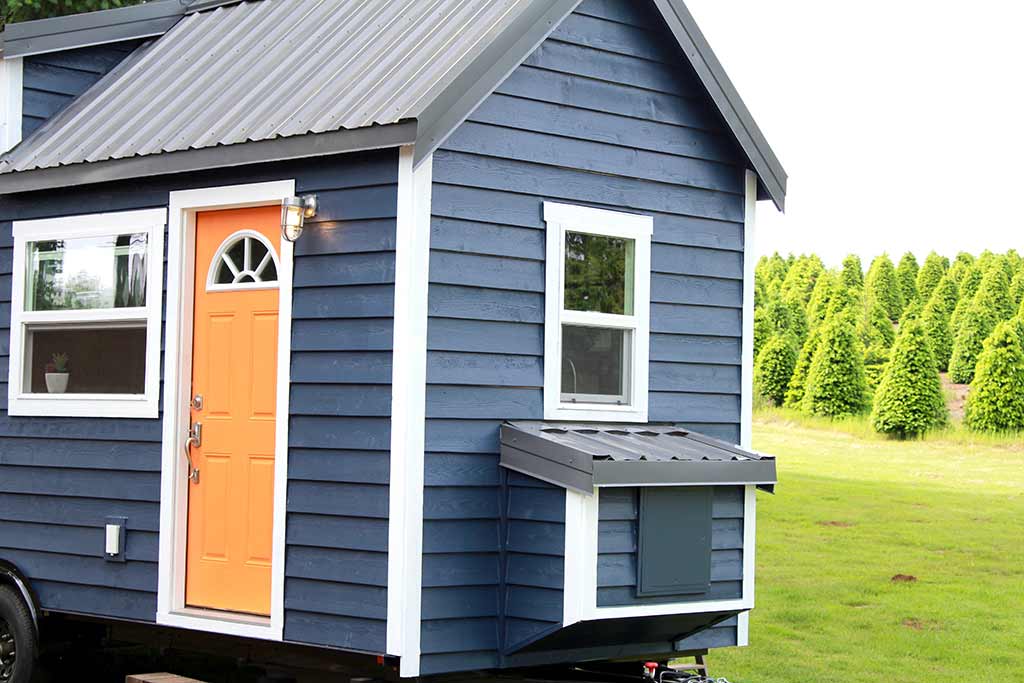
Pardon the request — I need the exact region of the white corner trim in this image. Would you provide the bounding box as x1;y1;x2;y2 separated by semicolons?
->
736;610;750;647
562;484;756;624
388;146;432;677
158;179;295;642
542;201;652;423
740;170;757;450
7;209;166;419
1;57;23;154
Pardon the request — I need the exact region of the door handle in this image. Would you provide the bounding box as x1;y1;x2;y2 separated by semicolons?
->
183;421;201;484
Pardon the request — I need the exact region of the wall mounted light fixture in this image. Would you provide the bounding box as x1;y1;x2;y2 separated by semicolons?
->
281;194;318;242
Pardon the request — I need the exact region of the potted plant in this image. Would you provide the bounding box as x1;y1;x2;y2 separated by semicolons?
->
44;353;70;394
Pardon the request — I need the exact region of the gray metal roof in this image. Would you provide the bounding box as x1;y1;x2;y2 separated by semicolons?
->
500;422;777;494
0;0;787;209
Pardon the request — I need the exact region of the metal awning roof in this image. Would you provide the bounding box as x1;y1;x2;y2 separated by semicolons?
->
500;422;777;494
0;0;787;209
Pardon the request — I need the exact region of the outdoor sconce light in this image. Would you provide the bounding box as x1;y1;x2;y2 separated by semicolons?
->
281;194;318;242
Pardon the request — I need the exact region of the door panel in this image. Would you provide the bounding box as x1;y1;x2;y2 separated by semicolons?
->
185;206;281;616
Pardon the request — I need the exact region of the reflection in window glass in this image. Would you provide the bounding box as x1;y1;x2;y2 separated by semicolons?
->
564;232;634;315
26;234;148;311
25;326;146;394
561;325;630;403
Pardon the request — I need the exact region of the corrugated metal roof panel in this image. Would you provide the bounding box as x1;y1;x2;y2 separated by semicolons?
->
0;0;533;174
500;422;777;493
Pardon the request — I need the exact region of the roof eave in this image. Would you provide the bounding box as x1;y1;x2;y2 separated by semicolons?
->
653;0;788;211
593;460;777;493
0;121;417;195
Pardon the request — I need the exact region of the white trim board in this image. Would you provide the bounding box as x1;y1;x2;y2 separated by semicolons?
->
8;209;166;418
562;485;755;625
740;170;757;450
542;201;653;423
157;180;295;641
387;146;433;677
0;57;23;154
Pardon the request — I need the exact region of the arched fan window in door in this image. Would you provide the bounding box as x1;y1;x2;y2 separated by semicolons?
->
207;230;280;291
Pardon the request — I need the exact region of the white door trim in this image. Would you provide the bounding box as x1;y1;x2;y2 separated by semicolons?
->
157;180;295;641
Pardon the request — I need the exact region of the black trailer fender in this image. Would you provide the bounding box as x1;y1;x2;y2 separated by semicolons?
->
0;560;40;638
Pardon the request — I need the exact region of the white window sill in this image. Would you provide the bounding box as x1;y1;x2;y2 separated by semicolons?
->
7;394;158;419
545;403;648;423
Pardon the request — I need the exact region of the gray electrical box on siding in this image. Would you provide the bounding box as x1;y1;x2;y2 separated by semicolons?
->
637;487;712;596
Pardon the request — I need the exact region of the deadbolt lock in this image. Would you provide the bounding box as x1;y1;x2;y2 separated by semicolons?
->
191;394;203;411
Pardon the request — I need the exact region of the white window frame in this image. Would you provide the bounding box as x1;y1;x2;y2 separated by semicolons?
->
0;56;23;154
543;201;652;423
8;209;166;418
205;229;281;292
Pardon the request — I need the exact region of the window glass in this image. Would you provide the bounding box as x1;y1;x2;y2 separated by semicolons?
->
561;325;630;402
25;326;146;394
564;231;634;315
26;234;148;311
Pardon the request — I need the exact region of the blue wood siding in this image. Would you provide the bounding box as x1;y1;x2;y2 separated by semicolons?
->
422;0;747;672
0;150;397;654
501;471;565;653
597;486;744;606
21;41;141;139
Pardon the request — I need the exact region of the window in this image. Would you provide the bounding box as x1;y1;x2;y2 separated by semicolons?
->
543;202;652;422
207;230;280;290
8;209;166;418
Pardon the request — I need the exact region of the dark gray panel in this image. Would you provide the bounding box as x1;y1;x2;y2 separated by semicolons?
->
637;487;712;596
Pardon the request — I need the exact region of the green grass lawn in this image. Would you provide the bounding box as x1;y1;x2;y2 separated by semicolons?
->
711;409;1024;682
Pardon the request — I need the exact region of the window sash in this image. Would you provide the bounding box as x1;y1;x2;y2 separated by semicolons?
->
543;201;652;422
8;209;166;418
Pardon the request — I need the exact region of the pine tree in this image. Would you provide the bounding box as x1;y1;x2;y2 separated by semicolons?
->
865;254;904;322
805;271;838;332
870;319;947;438
1010;270;1024;310
755;334;798;406
801;313;868;417
840;254;864;290
950;261;985;337
963;320;1024;432
973;264;1014;322
784;328;821;408
754;298;807;359
779;255;824;306
896;252;920;307
915;251;946;302
863;343;891;393
920;274;958;372
949;302;998;384
858;294;896;350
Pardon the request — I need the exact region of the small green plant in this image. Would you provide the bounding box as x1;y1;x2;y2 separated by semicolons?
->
46;352;69;373
755;334;798;406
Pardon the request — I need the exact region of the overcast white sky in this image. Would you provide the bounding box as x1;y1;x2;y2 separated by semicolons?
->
685;0;1024;266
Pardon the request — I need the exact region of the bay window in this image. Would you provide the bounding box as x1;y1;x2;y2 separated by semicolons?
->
8;209;166;417
543;202;652;422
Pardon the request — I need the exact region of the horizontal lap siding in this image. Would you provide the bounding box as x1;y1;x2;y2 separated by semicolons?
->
501;472;565;653
422;0;747;672
596;486;744;606
22;41;141;138
0;150;397;649
284;151;397;653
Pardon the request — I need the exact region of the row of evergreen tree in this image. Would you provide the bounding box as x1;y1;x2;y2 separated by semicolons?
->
753;249;1024;437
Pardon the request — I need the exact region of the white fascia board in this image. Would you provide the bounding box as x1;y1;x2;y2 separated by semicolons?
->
740;170;757;449
1;57;24;154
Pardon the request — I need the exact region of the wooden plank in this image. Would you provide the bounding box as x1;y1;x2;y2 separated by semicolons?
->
291;318;393;352
431;217;544;260
284;577;387;620
650;333;741;365
23;61;102;96
32;579;155;622
286;514;388;552
289;351;393;385
422;519;499;553
421;616;499;653
0;437;160;472
425;419;501;454
653;243;743;279
289;383;392;416
426;385;541;419
420;553;499;588
288;415;391;451
505;553;564;589
420;585;498;620
287;481;389;518
430;249;544;293
504;585;562;621
287;448;390;484
293;251;395;288
505;519;565;556
285;546;387;587
292;284;394;320
551;11;680;63
651;273;742;307
283;610;386;652
0;521;156;561
427;319;543;357
0;548;154;592
649;361;741;394
295;218;396;256
424;453;501;487
426;351;543;387
648;391;741;424
0;493;158;531
507;486;567;523
445;121;743;195
428;284;543;324
423;486;500;520
471;94;740;166
0;465;158;501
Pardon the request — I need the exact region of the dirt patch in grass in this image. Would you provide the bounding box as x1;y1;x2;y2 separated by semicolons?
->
941;373;970;421
817;520;855;527
891;574;918;583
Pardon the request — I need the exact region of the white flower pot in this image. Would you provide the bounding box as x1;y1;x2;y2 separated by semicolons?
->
45;372;69;394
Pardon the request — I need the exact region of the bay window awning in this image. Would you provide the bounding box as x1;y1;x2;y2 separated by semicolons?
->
499;422;777;494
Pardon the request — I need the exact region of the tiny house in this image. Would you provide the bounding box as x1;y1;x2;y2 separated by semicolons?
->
0;1;785;680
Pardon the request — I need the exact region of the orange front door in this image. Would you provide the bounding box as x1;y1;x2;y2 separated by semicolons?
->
185;206;281;615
